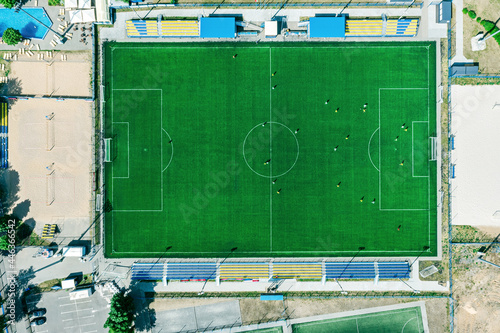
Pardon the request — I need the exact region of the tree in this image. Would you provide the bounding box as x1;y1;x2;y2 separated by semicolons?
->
0;0;17;9
104;292;134;333
2;28;22;46
0;314;8;331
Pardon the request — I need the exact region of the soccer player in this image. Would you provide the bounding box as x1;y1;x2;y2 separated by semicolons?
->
395;136;399;141
168;139;173;144
273;179;277;184
397;225;401;231
345;134;349;140
325;99;330;105
233;54;238;58
262;121;268;127
400;160;405;166
272;85;277;90
295;128;300;134
264;159;271;165
401;123;406;128
334;145;339;151
277;188;281;194
360;196;364;202
404;126;409;132
335;108;339;113
272;71;277;76
371;198;376;204
337;182;341;187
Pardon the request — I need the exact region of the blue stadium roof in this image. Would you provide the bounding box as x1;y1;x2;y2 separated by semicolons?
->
200;17;236;38
309;16;346;38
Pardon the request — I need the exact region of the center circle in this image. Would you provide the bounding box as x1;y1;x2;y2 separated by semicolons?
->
242;122;299;178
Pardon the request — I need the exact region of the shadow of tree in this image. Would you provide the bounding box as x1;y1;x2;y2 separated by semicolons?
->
0;168;20;214
12;199;30;220
13;267;43;323
2;77;22;98
129;279;157;332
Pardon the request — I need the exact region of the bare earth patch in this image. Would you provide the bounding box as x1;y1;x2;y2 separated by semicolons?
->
453;245;500;333
463;0;500;73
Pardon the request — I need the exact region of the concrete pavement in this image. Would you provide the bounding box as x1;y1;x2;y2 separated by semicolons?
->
14;247;93;285
450;0;472;63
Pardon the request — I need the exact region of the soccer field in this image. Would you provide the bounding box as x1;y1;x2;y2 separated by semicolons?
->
292;306;426;333
103;42;438;258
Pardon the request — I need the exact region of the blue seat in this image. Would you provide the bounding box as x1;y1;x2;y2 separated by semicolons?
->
166;263;217;280
131;263;165;280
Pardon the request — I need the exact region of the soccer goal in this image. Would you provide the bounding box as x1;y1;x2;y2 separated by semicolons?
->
430;137;437;161
104;138;112;162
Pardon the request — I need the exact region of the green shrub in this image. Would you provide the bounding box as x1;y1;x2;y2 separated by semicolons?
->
0;0;17;9
476;17;481;22
480;20;500;47
2;28;22;46
462;8;468;14
468;10;476;19
48;0;63;5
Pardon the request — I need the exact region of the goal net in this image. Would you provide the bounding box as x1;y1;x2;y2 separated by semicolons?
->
430;137;437;161
104;138;111;162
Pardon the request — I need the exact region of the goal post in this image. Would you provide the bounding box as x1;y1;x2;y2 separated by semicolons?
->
104;138;111;162
430;137;437;161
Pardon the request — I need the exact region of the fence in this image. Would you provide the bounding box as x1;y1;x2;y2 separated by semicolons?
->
446;21;454;333
110;1;423;10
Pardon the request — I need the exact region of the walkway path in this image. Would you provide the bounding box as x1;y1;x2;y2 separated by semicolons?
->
451;0;472;63
141;277;449;293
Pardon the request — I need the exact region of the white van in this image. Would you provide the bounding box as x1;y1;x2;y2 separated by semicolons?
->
61;246;86;257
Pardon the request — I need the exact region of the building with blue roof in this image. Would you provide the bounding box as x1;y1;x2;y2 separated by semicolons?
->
309;16;346;38
200;17;236;38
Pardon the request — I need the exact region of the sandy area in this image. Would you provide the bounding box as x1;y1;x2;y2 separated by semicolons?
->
7;98;92;240
450;85;500;227
452;245;500;333
7;52;91;97
149;297;449;333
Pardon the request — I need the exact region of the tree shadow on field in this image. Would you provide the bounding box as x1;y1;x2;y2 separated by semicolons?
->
12;199;30;220
0;168;21;214
0;77;23;102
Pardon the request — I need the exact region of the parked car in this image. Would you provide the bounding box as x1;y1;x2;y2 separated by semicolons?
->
30;317;46;327
29;309;46;320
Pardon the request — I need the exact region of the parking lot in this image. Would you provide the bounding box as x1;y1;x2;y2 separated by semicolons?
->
26;288;109;333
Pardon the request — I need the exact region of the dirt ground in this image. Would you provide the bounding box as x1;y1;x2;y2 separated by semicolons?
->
463;0;500;74
5;51;92;97
150;297;449;333
6;98;93;240
452;245;500;333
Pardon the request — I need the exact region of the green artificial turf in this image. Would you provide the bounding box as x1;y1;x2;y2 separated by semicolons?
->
103;42;437;258
292;306;425;333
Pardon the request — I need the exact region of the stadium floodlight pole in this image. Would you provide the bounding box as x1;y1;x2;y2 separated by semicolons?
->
335;279;348;295
145;246;172;275
338;247;366;280
198;247;238;295
335;247;364;295
399;278;420;294
410;246;431;268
